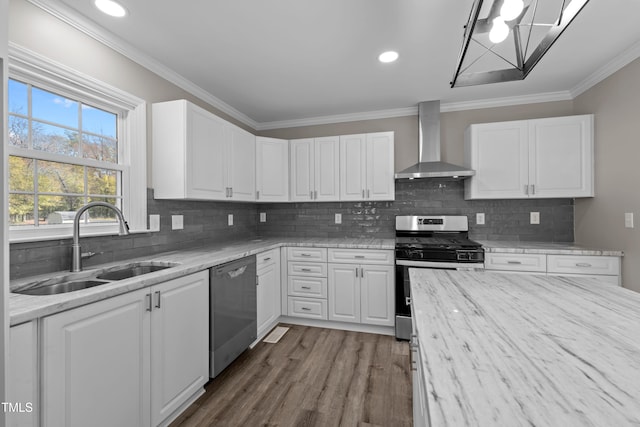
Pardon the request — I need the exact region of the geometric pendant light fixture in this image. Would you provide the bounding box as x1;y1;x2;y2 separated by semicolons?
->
451;0;590;87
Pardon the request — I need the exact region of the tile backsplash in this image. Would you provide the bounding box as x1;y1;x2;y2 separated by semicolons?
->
10;181;573;279
9;189;258;279
257;179;574;242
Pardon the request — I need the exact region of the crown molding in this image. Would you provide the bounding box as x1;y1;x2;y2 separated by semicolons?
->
440;91;573;112
570;39;640;98
255;106;418;131
27;0;259;130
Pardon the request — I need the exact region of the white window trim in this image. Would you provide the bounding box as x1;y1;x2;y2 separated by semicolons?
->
8;43;147;243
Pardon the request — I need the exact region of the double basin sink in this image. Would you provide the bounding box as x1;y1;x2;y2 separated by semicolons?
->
13;261;178;296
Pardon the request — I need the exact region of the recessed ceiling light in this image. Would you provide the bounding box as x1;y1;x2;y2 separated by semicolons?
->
94;0;127;17
378;51;399;63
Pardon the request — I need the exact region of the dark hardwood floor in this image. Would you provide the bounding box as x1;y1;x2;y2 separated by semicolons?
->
171;324;413;427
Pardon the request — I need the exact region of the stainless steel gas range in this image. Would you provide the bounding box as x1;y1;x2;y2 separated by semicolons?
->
395;215;484;340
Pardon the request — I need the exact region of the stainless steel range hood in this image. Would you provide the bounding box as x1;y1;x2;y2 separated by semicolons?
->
395;101;475;179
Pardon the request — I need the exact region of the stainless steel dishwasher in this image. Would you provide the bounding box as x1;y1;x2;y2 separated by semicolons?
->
210;255;257;378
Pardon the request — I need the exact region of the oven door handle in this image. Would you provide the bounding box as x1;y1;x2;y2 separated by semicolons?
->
396;259;485;269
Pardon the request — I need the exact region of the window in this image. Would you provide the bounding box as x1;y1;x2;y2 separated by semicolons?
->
9;79;123;227
8;46;147;241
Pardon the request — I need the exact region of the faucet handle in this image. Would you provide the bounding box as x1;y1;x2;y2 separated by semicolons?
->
81;251;97;259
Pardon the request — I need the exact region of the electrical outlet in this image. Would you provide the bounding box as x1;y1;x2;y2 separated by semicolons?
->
228;214;234;226
260;212;267;223
149;214;160;232
625;212;634;228
476;213;485;225
171;215;183;230
335;213;342;224
530;212;540;225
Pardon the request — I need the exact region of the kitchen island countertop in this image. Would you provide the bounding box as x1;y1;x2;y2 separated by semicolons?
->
9;237;394;325
410;268;640;427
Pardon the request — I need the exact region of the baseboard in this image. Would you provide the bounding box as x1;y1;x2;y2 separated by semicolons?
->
278;316;395;336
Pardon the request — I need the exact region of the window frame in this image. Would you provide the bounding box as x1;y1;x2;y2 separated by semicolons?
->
8;44;147;242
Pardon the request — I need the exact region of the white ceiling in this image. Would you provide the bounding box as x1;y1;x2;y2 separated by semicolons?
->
37;0;640;129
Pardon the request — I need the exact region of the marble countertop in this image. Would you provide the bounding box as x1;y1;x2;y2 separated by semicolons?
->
9;237;394;326
409;269;640;427
479;240;624;256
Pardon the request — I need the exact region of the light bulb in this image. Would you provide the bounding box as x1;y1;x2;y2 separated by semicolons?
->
489;17;509;44
378;51;399;63
500;0;524;21
94;0;127;17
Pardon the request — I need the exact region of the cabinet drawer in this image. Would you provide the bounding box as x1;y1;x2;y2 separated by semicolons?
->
287;247;328;262
547;255;620;276
484;253;547;272
288;276;328;298
288;297;327;320
288;261;327;277
257;249;278;269
327;248;394;265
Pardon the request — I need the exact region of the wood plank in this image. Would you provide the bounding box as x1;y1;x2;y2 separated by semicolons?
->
170;324;412;427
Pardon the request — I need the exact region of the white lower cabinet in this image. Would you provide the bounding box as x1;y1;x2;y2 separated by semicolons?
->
485;253;622;285
285;247;329;320
41;271;209;427
327;249;394;326
257;249;281;339
8;320;38;427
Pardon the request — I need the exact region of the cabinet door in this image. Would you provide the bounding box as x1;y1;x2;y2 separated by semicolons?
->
366;132;395;200
257;262;281;339
529;115;593;198
8;321;38;427
227;124;256;201
328;264;360;323
464;121;529;199
151;271;209;426
340;134;367;201
290;138;314;201
256;137;289;201
42;288;151;427
360;265;394;326
314;136;340;201
186;103;228;200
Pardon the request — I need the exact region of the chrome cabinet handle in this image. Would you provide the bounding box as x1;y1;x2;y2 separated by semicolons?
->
310;190;313;199
366;189;370;199
507;260;522;265
230;187;233;197
355;268;359;278
256;190;260;199
314;190;317;200
301;268;312;272
576;262;592;268
360;267;364;277
301;286;311;290
300;253;312;257
263;257;271;261
301;307;311;311
524;185;529;195
362;189;365;198
355;255;365;259
531;184;536;195
155;291;161;309
146;293;152;312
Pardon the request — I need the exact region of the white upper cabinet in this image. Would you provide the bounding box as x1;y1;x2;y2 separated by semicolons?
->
528;116;593;198
340;132;395;201
226;124;256;201
152;99;255;201
290;136;339;202
465;115;593;199
256;137;289;202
